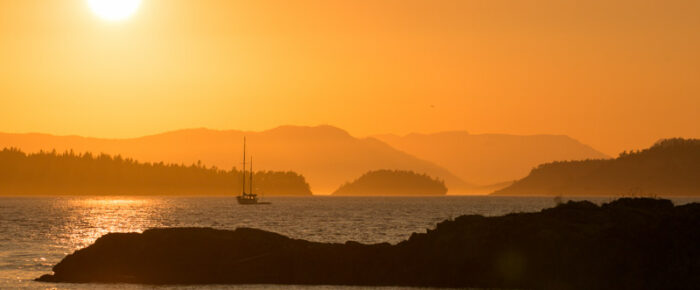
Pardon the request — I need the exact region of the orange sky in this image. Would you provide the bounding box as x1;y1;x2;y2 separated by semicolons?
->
1;0;699;155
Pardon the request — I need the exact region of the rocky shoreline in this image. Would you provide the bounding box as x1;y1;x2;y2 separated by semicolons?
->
37;198;700;289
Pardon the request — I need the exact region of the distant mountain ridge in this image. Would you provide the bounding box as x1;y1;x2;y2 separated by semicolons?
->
0;126;472;194
493;138;700;196
375;131;608;185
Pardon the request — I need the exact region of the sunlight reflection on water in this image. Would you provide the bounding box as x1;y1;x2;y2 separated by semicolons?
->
64;197;157;250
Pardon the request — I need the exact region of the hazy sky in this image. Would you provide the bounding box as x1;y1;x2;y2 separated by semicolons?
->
1;0;698;155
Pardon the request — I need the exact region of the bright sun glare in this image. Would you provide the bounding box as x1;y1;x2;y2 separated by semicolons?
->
87;0;142;21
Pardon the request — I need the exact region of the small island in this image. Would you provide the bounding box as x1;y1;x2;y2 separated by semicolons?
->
332;169;447;196
37;198;700;289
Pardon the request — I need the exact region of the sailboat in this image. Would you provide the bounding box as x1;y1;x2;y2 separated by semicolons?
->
236;137;270;205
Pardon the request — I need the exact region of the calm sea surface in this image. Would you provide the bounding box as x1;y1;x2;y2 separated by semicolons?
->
2;195;699;289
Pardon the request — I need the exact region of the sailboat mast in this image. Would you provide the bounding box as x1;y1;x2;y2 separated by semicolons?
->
249;157;253;194
242;137;246;195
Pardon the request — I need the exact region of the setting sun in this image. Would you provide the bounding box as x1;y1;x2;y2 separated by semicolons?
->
87;0;141;21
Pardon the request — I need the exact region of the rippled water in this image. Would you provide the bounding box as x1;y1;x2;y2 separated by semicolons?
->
2;195;699;289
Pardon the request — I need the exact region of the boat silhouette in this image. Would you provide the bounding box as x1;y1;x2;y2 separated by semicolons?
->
237;137;270;205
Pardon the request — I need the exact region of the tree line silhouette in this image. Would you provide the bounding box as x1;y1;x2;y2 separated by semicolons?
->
493;138;700;196
0;148;312;195
333;169;447;195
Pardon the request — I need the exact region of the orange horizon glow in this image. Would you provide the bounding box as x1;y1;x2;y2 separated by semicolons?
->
1;0;699;155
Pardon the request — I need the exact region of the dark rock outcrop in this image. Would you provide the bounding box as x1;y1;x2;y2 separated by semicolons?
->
37;198;700;289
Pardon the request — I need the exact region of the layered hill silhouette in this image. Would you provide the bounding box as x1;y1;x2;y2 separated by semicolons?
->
493;138;700;196
332;170;447;196
0;148;311;196
0;126;471;194
375;131;608;185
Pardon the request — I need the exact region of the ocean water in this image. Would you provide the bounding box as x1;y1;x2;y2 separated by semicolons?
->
1;195;699;289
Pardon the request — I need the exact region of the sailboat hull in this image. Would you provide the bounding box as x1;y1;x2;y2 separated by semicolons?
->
236;195;270;205
236;195;257;205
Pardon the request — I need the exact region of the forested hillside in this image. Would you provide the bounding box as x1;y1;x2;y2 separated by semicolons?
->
0;148;311;196
493;138;700;196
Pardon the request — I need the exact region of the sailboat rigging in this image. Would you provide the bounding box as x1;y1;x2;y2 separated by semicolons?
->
236;137;270;205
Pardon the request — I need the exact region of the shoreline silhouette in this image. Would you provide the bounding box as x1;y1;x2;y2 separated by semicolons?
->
37;197;700;289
